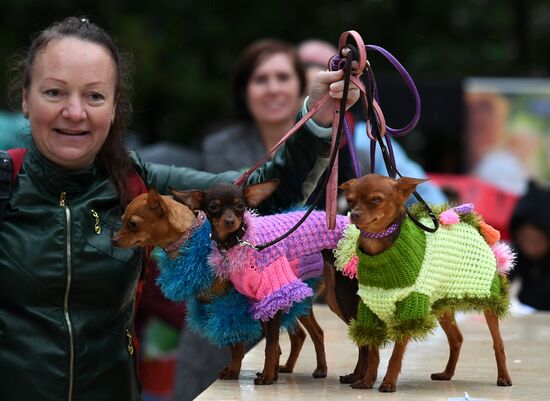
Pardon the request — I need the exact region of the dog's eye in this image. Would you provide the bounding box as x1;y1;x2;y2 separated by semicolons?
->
370;197;382;205
208;204;220;214
128;220;138;231
346;198;356;208
235;201;246;212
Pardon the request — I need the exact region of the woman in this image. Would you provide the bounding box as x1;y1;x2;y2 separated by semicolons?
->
0;17;358;401
201;39;306;173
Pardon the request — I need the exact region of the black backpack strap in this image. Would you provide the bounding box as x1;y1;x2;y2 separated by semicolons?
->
0;150;14;220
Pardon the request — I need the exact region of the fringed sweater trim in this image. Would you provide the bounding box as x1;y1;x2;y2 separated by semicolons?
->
153;220;214;302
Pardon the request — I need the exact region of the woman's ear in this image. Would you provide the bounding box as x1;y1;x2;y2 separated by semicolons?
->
22;89;29;118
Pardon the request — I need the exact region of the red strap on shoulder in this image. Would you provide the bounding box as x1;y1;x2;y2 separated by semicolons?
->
7;148;27;182
128;169;148;199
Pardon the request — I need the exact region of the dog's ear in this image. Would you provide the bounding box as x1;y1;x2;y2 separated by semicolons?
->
339;178;356;194
396;177;429;200
170;187;205;210
147;187;167;216
243;179;280;208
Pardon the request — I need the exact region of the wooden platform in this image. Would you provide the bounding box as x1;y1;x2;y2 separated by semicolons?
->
196;305;550;400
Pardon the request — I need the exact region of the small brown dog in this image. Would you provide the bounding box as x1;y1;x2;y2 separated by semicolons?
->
339;173;513;392
172;180;333;384
113;188;248;378
112;187;196;251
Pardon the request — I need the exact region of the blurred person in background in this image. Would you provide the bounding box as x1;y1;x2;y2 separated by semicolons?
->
200;39;306;173
509;181;550;311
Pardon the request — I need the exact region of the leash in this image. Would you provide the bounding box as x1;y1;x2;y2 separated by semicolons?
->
359;56;439;233
235;30;437;251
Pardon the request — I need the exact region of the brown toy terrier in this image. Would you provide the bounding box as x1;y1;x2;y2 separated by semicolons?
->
112;187;196;251
171;180;330;384
113;188;244;378
339;173;513;392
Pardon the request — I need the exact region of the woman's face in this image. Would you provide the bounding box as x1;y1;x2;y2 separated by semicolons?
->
22;37;117;170
246;52;301;126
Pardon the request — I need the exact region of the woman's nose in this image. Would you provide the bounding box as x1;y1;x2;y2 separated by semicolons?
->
62;96;87;121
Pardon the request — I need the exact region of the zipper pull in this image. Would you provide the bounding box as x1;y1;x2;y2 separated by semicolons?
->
125;329;134;355
90;209;102;234
59;192;66;207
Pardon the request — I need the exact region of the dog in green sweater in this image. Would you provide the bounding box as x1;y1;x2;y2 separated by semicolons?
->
337;174;513;392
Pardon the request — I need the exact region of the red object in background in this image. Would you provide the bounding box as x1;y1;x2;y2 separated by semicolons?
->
140;357;177;400
428;173;518;240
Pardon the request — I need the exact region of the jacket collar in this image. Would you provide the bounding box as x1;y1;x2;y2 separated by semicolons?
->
24;140;103;195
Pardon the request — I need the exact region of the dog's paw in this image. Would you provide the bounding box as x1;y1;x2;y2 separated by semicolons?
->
312;366;327;378
218;367;239;380
350;379;374;389
431;371;453;381
497;376;513;386
340;373;357;384
378;381;397;392
278;364;293;373
254;374;275;385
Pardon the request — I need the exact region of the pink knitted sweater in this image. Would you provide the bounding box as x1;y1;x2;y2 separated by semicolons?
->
209;210;349;320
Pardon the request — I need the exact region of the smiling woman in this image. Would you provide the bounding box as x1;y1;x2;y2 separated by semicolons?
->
22;37;117;170
200;39;307;173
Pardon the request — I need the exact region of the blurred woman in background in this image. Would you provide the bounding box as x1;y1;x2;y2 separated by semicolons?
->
201;39;307;172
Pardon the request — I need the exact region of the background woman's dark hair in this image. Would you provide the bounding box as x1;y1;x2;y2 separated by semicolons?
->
8;16;136;207
232;39;306;121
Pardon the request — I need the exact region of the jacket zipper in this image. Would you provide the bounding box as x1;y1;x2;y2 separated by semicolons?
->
60;192;75;401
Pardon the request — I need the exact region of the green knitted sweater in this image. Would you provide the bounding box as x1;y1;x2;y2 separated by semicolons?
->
348;215;508;347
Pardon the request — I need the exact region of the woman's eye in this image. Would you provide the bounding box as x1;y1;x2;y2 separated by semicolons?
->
88;92;105;103
44;89;62;97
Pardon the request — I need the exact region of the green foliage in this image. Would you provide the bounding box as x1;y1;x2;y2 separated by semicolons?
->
1;0;549;146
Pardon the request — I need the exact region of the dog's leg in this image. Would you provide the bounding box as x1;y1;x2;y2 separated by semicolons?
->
378;337;409;392
351;346;379;389
431;311;463;381
340;345;369;384
218;343;245;380
298;311;327;378
484;310;512;386
255;311;282;385
279;322;306;374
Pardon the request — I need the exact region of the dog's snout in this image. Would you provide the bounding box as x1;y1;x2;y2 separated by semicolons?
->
350;210;360;222
223;216;235;226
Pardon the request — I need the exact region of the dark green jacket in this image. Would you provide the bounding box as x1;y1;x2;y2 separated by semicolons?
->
0;123;329;401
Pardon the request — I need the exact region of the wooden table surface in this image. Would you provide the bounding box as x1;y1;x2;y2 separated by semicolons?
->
196;305;550;401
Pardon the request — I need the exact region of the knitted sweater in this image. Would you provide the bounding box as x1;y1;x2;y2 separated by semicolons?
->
153;219;317;347
209;210;349;320
339;211;511;347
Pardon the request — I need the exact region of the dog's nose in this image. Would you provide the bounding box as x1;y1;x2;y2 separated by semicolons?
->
224;217;235;226
350;211;360;222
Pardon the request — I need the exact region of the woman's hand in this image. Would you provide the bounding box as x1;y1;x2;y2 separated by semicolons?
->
307;70;360;127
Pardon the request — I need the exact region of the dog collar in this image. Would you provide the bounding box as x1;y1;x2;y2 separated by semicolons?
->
360;222;399;239
212;223;247;251
164;210;207;253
